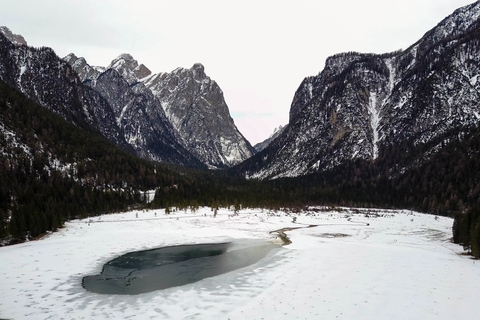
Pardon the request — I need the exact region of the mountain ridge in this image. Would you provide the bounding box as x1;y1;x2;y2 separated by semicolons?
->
64;52;254;168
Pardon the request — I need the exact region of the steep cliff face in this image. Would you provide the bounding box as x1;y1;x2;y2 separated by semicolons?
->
85;67;202;166
107;53;152;84
63;53;104;82
239;1;480;179
143;63;255;167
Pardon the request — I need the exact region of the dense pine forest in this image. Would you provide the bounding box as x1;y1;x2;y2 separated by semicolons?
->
1;80;480;255
0;82;195;243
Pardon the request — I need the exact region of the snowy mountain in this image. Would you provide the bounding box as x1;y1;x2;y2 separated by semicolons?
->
65;52;254;168
0;25;254;168
63;53;104;82
0;29;203;168
106;53;152;84
0;26;27;46
142;63;255;167
238;1;480;179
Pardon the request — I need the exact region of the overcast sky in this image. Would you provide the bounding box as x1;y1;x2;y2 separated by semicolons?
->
0;0;476;144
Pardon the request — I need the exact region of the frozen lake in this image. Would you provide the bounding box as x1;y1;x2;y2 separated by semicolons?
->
1;207;479;319
83;241;281;294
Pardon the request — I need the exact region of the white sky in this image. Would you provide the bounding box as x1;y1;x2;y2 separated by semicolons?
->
0;0;475;144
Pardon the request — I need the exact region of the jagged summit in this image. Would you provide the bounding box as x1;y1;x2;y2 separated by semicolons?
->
0;26;27;46
63;53;105;82
191;63;206;80
107;53;152;84
253;125;286;152
192;62;205;70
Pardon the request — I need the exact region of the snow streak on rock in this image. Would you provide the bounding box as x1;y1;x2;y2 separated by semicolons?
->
367;92;380;159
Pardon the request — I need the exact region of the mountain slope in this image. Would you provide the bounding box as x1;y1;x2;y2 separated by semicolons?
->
237;1;480;180
0;30;126;148
83;63;203;167
0;27;204;168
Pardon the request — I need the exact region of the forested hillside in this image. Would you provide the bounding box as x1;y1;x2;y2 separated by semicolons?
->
0;81;193;243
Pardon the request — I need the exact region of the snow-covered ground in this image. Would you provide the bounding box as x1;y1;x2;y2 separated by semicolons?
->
1;207;479;319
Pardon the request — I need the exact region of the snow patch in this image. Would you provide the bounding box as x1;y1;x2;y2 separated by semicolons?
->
470;75;478;86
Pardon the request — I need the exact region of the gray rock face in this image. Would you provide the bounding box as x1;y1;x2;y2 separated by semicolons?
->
240;1;480;179
85;68;201;166
107;53;152;84
0;26;27;46
143;63;255;167
63;53;104;82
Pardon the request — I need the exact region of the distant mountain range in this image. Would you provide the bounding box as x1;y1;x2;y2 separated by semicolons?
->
0;28;254;169
2;2;480;180
2;2;480;181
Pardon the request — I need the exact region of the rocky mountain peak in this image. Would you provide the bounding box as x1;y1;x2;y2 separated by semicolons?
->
107;53;151;84
64;50;252;167
0;26;27;46
191;63;206;80
63;53;78;65
424;1;480;42
63;53;104;82
253;125;286;152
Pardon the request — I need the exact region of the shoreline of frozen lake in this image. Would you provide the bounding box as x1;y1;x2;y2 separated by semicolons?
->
1;207;479;319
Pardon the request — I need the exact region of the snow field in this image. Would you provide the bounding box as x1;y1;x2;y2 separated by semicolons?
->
0;207;479;319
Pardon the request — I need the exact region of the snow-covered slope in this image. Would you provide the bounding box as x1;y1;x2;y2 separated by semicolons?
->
87;67;203;166
0;30;204;167
239;1;480;179
63;53;104;82
0;26;27;46
0;207;478;319
107;53;152;84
